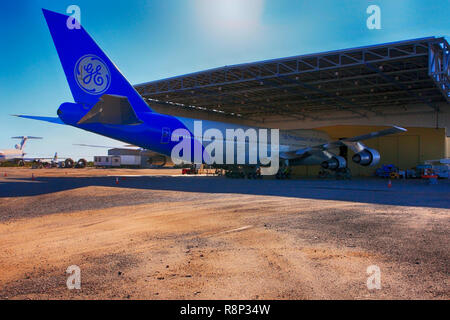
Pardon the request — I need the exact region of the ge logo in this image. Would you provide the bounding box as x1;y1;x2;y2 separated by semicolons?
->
74;54;111;95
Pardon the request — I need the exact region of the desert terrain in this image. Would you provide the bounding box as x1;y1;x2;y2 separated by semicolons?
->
0;168;448;299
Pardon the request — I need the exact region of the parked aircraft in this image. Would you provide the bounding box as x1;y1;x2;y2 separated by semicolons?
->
16;9;406;177
0;136;42;166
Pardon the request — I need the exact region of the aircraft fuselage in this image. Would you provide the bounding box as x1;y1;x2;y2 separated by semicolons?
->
0;150;24;162
57;101;331;166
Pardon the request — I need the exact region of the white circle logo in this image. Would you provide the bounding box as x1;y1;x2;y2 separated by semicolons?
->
74;54;111;95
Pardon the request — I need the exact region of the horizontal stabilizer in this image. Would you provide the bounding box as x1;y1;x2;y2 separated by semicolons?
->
12;115;65;125
77;94;142;125
74;143;139;149
11;136;43;139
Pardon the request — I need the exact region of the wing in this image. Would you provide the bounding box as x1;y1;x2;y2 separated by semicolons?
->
73;143;140;150
317;126;406;151
282;126;407;160
23;157;54;161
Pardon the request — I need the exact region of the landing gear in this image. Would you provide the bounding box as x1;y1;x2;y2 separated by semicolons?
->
246;167;262;179
225;166;245;178
32;160;43;169
276;164;291;180
318;169;332;179
335;167;352;180
224;165;262;179
318;167;352;180
17;160;24;167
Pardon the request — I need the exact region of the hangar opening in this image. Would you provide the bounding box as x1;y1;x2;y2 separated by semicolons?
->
135;37;449;176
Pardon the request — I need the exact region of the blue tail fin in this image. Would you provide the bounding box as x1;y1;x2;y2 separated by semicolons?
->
42;9;152;114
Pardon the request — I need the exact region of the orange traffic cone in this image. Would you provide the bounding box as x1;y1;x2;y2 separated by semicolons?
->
3;172;6;177
388;179;392;188
115;177;119;185
32;173;35;181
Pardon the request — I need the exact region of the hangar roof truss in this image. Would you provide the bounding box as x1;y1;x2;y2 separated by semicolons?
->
135;37;449;121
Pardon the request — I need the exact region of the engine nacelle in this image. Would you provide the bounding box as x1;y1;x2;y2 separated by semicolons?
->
321;156;347;170
352;148;380;167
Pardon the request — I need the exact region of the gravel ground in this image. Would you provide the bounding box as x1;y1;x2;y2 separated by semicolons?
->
0;168;448;299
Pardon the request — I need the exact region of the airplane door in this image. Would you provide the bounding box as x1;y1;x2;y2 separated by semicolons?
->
161;127;171;144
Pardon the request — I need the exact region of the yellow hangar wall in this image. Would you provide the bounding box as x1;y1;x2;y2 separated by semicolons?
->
447;136;450;158
291;125;447;177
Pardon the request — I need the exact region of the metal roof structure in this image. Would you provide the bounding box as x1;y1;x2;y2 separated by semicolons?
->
135;37;449;122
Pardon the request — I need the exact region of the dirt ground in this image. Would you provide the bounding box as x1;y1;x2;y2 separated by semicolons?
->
0;167;448;299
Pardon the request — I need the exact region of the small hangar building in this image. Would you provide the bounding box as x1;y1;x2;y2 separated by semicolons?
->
135;37;449;176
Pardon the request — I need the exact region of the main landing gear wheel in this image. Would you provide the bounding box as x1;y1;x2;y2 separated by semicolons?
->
318;169;332;179
335;167;352;180
276;166;291;180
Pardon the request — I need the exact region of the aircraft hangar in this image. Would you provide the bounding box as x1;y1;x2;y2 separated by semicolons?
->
135;37;450;176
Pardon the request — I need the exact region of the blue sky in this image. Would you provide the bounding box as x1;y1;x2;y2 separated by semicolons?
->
0;0;448;160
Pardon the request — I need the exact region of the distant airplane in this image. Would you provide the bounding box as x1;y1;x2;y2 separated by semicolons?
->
16;9;406;177
0;136;42;166
0;136;85;168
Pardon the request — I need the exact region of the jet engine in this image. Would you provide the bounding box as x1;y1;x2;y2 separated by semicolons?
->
352;148;380;166
321;156;347;170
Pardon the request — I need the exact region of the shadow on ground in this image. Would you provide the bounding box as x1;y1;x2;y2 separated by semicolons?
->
1;175;449;209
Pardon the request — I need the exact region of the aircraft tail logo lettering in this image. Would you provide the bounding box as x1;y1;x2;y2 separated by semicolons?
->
74;54;111;95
